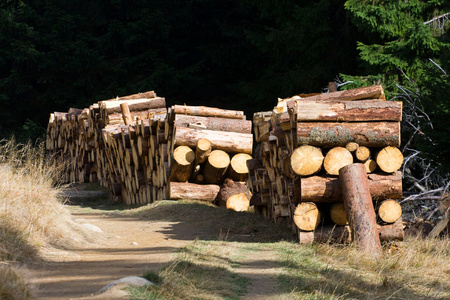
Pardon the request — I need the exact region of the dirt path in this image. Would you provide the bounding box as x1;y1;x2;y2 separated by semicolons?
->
28;211;192;299
26;193;288;299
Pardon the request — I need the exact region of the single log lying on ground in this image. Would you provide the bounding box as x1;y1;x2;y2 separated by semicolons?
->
203;150;231;184
296;85;385;102
174;115;251;134
377;199;402;223
290;145;324;176
214;178;252;209
300;171;402;202
323;147;353;175
169;146;195;182
173;105;245;119
175;127;253;154
195;138;212;164
376;146;404;173
169;182;220;201
340;163;382;257
294;202;321;231
294;99;401;121
297;122;400;147
228;153;253;182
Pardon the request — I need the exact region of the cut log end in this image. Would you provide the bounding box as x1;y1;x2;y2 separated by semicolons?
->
226;193;250;212
330;203;348;225
324;147;353;176
378;199;402;223
376;146;404;173
290;145;324;176
294;202;321;231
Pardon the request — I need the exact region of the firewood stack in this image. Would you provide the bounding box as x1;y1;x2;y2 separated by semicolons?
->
248;85;405;243
167;105;254;209
46;91;170;204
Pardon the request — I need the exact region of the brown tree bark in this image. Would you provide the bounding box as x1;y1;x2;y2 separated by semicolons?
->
174;127;253;154
169;182;220;201
294;99;401;121
340;163;382;257
174;115;252;134
297;122;400;147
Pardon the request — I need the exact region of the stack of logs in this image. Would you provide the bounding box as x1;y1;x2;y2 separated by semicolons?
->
248;85;405;243
46;91;170;204
167;105;254;211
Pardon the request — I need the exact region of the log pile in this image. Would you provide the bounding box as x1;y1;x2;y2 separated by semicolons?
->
248;85;405;243
46;91;170;204
167;105;254;208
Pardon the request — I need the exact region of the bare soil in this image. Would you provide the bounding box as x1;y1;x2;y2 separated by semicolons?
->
26;187;291;299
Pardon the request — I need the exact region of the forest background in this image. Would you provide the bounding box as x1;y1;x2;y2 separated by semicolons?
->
1;0;449;173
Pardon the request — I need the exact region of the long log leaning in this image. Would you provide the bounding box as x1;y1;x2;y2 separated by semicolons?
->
294;100;402;122
174;115;252;134
169;182;220;201
300;171;402;202
175;127;253;154
297;121;400;147
173;105;245;119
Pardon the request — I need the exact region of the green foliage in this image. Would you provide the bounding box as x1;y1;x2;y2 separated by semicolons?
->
344;0;450;171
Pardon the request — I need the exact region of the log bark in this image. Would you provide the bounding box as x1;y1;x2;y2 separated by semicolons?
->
297;122;400;147
300;172;403;202
169;182;220;201
290;145;324;176
378;217;404;241
297;85;385;102
203;150;231;184
323;147;354;175
102;91;157;102
376;146;404;173
228;153;253;182
293;202;321;231
174;115;251;134
340;163;382;256
214;178;252;208
173;105;245;119
175;127;253;154
195;138;212;164
169;146;195;182
377;199;402;223
294;99;401;121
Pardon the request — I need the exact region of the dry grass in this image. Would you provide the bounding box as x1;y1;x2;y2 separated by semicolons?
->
0;138;99;299
0;264;32;300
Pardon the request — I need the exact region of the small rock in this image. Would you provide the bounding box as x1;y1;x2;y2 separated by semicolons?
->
97;276;154;294
132;241;138;246
81;223;103;233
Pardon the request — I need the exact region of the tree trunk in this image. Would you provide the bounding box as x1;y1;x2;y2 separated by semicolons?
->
203;150;231;184
340;163;382;257
169;182;220;201
290;145;324;176
169;146;195;182
228;153;253;182
296;84;385;102
323;147;354;175
297;122;400;147
175;127;253;154
294;99;401;121
293;202;321;231
300;172;403;202
377;199;402;223
173;105;245;119
174;115;252;134
376;146;404;173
